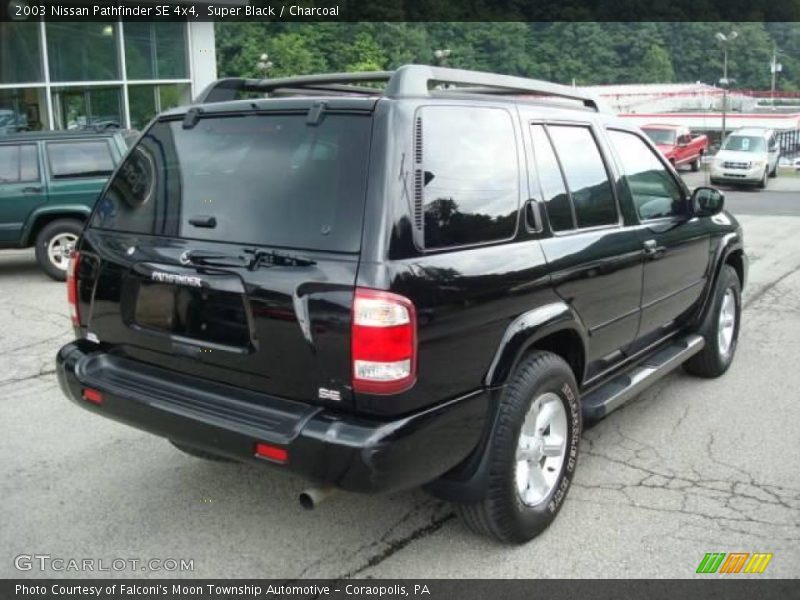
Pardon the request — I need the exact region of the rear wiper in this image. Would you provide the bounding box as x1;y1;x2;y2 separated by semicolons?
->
244;248;317;270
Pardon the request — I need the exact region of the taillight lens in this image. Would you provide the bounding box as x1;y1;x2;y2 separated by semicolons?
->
352;288;417;394
67;251;80;326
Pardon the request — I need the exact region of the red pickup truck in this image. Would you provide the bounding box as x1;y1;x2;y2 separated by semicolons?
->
641;124;709;171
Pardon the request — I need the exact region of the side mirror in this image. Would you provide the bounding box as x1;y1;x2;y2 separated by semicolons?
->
691;186;724;216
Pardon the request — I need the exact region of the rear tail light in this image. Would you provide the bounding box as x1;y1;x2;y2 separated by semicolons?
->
67;251;81;326
352;288;417;395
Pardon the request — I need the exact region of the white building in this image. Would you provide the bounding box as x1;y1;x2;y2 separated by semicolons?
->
0;20;217;133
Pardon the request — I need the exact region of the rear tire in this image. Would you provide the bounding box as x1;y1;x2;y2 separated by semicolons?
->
455;351;581;543
769;164;778;178
684;265;741;378
170;440;238;463
691;156;701;172
34;219;82;281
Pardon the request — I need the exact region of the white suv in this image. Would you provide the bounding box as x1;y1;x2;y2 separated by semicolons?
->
710;127;780;189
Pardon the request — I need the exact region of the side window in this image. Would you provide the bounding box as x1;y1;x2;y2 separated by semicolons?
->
547;125;617;229
607;129;685;221
420;106;519;249
530;125;572;232
46;141;114;179
0;144;38;183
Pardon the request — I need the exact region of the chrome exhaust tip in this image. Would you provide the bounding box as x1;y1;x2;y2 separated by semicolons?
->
299;486;335;510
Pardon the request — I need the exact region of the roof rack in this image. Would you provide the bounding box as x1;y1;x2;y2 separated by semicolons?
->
194;65;607;112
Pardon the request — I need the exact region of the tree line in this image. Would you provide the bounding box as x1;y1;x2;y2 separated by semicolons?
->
216;22;800;91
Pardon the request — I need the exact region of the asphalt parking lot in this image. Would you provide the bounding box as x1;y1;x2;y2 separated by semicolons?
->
2;188;799;579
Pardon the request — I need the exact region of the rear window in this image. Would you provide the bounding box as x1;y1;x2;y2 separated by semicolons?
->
47;141;114;179
91;113;372;253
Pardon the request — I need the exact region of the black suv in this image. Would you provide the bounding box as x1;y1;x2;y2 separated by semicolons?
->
56;66;746;543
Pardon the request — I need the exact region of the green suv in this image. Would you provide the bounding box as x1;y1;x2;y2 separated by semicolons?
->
0;130;128;279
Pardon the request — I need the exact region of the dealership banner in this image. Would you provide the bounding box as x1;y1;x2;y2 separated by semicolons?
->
3;580;799;600
2;0;800;22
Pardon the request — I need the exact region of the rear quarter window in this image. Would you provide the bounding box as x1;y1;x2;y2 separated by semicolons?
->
418;105;520;249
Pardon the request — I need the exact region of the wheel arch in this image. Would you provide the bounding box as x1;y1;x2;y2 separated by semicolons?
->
485;302;588;388
690;232;745;329
21;207;90;247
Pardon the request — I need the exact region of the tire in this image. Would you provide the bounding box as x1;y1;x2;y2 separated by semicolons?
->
691;156;701;172
769;164;778;178
684;265;741;378
34;219;83;281
758;168;768;189
455;351;581;543
170;440;238;463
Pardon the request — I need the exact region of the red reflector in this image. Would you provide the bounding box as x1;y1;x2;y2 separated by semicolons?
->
254;443;288;463
82;388;103;405
67;251;81;327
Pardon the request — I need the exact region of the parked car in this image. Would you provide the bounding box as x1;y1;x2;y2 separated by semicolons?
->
0;130;127;279
641;124;708;171
710;127;780;188
56;66;746;543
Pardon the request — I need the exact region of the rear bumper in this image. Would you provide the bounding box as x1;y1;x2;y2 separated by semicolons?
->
56;341;489;494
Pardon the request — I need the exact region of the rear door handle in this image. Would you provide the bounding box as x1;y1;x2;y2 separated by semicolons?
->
188;215;217;228
22;186;43;194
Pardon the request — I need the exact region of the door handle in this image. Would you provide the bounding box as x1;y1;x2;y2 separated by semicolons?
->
22;186;43;194
642;239;664;258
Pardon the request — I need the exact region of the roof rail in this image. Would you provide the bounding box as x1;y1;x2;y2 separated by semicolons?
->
194;65;607;112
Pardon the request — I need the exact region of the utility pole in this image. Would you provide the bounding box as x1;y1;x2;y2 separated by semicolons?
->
716;31;738;145
770;44;783;108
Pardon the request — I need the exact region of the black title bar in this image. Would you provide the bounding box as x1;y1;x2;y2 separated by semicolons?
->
2;0;800;22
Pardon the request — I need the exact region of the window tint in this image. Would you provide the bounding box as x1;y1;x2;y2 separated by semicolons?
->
607;129;685;221
530;125;572;231
547;125;617;228
47;141;114;179
421;106;519;248
0;144;38;183
92;114;372;253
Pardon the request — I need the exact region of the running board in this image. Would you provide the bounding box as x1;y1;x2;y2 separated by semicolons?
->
581;334;705;421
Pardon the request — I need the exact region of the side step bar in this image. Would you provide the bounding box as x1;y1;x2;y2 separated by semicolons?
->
581;334;705;421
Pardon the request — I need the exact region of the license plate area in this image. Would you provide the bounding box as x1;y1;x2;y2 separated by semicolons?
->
130;265;252;349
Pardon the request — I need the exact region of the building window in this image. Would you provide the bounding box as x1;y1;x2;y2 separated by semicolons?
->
0;22;43;84
128;83;191;130
0;88;49;134
124;23;188;80
46;23;120;82
52;87;123;130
